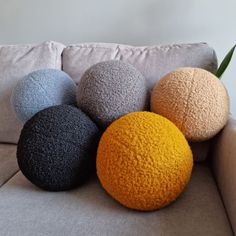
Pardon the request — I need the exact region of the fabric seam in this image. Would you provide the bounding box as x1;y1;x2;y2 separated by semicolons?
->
0;169;20;188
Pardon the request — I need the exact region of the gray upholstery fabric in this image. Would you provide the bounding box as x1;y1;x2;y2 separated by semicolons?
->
0;144;18;187
212;117;236;235
0;165;232;236
62;42;218;90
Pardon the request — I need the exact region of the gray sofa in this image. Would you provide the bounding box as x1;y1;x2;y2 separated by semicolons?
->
0;41;235;236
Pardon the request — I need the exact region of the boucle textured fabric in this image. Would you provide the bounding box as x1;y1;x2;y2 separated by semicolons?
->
62;42;218;91
151;68;229;142
0;41;65;143
77;60;148;128
11;69;76;123
97;112;193;211
17;105;100;191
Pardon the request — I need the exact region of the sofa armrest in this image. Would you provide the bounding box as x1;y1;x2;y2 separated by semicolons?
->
212;117;236;233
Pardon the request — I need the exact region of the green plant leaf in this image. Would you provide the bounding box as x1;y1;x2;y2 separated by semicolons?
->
216;44;236;79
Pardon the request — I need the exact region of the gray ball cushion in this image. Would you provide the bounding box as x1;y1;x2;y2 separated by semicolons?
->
76;60;149;128
11;69;76;123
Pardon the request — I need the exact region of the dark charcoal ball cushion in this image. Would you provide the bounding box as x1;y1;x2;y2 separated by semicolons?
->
76;60;149;128
17;105;101;191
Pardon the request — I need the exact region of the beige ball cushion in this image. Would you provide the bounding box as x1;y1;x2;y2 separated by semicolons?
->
151;67;229;141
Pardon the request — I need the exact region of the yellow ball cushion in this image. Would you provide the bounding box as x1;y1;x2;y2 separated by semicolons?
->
96;112;193;211
151;67;229;141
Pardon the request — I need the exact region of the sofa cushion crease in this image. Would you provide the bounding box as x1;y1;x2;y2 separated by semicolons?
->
0;144;18;187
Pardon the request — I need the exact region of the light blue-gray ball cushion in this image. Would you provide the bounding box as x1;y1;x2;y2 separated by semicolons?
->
11;69;76;123
76;60;149;128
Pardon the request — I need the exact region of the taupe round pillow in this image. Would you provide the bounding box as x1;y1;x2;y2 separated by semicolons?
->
77;60;149;128
151;67;229;141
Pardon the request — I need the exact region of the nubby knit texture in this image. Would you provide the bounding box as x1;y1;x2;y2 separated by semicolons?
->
76;60;149;128
96;112;193;211
17;105;100;191
151;68;229;141
11;69;76;123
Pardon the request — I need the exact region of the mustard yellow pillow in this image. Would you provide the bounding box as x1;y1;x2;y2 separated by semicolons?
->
96;112;193;211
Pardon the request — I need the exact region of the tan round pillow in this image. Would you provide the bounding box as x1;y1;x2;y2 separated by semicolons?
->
151;67;229;141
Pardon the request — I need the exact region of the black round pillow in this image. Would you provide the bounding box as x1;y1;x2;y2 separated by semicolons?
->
17;105;101;191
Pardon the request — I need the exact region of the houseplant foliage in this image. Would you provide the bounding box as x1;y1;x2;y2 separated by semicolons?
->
216;44;236;78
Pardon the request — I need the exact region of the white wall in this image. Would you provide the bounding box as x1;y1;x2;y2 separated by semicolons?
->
0;0;235;117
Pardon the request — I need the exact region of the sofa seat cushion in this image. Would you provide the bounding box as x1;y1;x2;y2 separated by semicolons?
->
0;165;232;236
0;144;18;187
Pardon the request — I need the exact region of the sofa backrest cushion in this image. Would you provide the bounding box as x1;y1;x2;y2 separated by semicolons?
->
0;41;65;144
62;42;218;162
62;42;217;91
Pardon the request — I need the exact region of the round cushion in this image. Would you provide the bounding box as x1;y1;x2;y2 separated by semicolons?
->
151;67;229;141
96;112;193;211
11;69;76;123
76;60;148;128
17;105;100;191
